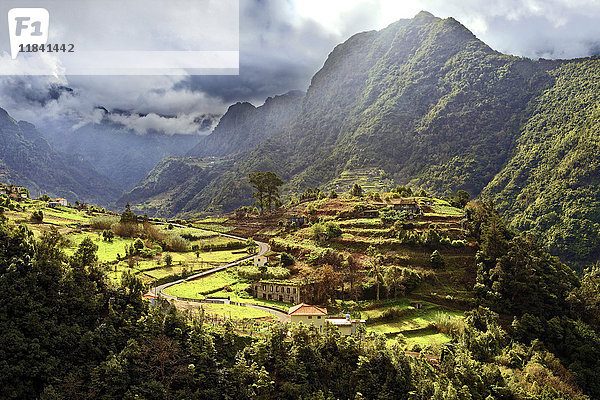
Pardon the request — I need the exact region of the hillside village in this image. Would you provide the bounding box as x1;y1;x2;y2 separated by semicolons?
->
0;180;473;348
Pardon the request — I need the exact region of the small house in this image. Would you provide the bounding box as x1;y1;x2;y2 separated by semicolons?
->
288;303;328;332
47;201;61;208
253;255;267;267
392;198;421;214
55;198;68;207
325;315;366;337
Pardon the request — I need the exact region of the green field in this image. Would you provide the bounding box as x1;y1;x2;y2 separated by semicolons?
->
64;232;136;261
163;270;239;297
198;303;273;319
366;306;463;335
402;329;452;345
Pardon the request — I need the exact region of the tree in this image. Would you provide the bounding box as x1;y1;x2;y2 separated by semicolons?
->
343;255;361;301
368;253;385;301
430;250;445;268
246;238;258;253
164;253;173;268
350;183;363;197
384;266;404;298
280;252;294;267
249;171;283;212
30;210;43;222
447;190;470;208
102;230;114;242
71;237;98;268
329;190;338;199
120;203;138;223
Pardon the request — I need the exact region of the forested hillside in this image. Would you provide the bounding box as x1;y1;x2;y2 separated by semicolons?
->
482;59;600;267
0;107;121;204
123;12;600;266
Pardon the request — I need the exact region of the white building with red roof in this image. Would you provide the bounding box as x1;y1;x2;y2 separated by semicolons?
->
288;303;328;332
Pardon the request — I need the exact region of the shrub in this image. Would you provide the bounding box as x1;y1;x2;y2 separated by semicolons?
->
166;234;190;252
201;240;246;251
111;222;142;238
325;222;342;239
30;210;43;222
430;250;445;268
451;239;467;247
102;230;114;242
311;223;327;240
91;215;119;230
142;222;166;242
280;252;294;267
237;265;291;280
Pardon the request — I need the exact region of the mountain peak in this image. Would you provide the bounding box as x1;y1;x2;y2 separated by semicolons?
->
414;10;437;20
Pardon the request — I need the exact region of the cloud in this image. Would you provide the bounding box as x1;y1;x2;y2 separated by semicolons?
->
2;0;600;138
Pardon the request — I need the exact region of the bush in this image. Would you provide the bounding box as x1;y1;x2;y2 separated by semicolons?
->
238;265;291;281
430;250;445;268
111;222;142;238
91;215;119;230
280;252;295;267
200;240;246;252
30;210;43;222
451;239;467;247
166;234;190;252
102;230;114;242
142;222;166;242
325;222;342;239
311;223;327;240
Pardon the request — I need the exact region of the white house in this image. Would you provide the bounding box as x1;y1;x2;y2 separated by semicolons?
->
55;198;68;207
288;303;328;332
253;255;267;267
325;315;366;337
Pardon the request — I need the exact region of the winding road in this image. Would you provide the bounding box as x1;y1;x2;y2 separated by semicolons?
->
147;224;289;322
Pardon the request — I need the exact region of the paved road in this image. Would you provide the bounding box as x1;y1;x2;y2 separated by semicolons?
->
147;223;287;320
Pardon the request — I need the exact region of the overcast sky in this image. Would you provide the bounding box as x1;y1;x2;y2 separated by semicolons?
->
2;0;600;135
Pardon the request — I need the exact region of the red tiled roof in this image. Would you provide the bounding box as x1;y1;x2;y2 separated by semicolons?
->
288;303;327;316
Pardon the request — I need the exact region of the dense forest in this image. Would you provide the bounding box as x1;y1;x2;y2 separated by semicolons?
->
121;12;600;268
2;200;600;399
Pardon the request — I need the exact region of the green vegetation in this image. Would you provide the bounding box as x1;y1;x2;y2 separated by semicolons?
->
198;303;273;319
483;59;600;268
163;270;239;297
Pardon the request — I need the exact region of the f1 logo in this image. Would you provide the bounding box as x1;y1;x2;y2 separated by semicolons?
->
8;8;49;59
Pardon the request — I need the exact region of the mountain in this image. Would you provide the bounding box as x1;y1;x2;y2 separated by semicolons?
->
482;59;600;267
122;12;600;267
187;90;304;158
42;117;206;191
0;107;122;204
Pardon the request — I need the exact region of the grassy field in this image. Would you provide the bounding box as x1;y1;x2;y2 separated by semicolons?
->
198;303;273;319
163;270;239;297
402;329;452;345
366;306;463;335
64;232;136;261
